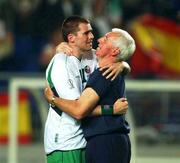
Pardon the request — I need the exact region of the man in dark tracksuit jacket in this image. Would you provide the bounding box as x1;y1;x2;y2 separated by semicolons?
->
82;67;131;163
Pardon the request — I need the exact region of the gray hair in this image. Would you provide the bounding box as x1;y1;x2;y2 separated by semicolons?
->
111;28;136;61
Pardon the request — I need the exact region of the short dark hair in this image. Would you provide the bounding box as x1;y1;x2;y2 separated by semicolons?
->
61;15;89;42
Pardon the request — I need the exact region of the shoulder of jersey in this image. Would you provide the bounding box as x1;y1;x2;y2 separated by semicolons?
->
50;53;67;67
54;52;66;60
54;53;80;66
53;53;70;62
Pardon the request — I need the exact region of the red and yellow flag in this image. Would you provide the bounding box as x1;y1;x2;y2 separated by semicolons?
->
0;91;32;144
130;14;180;78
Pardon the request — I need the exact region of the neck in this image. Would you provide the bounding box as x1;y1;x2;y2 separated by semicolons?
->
98;55;116;67
68;43;82;59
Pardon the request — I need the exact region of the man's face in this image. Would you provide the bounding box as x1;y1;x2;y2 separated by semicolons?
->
74;23;94;52
96;32;117;57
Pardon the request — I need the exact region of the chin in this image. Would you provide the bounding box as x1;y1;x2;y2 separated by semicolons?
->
96;53;100;57
86;47;92;51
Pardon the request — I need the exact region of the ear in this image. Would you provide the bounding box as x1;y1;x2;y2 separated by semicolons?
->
67;34;75;43
112;47;120;56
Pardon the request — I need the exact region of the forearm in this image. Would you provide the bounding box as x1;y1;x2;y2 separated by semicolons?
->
90;97;129;116
44;85;99;119
52;96;94;120
52;95;104;118
52;97;127;118
90;105;115;116
89;105;101;116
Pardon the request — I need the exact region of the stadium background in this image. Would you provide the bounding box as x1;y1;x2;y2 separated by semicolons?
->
0;0;180;162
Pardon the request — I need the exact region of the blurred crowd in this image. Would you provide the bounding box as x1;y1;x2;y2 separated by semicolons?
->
0;0;179;74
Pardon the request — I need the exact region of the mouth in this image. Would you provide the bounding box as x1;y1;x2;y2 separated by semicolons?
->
87;42;92;46
97;44;102;49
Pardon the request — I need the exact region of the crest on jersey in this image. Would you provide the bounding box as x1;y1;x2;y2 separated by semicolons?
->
68;79;74;89
84;65;91;74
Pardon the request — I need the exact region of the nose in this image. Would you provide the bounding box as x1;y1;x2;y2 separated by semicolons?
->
98;37;104;43
89;32;94;39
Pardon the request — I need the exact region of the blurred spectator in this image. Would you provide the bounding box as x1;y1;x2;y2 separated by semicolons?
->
39;28;63;71
10;0;43;72
107;0;123;27
82;0;123;48
0;20;13;57
121;0;141;25
34;0;65;39
11;0;40;35
90;0;111;36
38;0;83;71
171;0;180;22
82;0;112;48
0;0;14;71
0;19;14;71
62;0;82;17
35;0;82;38
140;0;179;21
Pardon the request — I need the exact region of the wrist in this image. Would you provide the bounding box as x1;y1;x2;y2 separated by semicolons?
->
51;96;56;107
101;105;113;115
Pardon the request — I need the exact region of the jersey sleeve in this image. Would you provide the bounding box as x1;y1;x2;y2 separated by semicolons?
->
46;54;82;100
85;69;112;98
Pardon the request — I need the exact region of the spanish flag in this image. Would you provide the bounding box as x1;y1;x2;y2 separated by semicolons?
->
130;14;180;78
0;91;32;144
